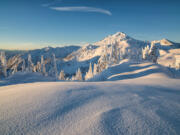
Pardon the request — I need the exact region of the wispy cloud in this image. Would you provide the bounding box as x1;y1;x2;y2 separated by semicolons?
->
50;6;112;16
42;0;62;7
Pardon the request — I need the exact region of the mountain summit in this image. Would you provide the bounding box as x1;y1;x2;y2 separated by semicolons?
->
94;32;133;46
66;32;148;61
112;32;128;38
160;38;173;46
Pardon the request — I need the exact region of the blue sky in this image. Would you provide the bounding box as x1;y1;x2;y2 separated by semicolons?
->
0;0;180;50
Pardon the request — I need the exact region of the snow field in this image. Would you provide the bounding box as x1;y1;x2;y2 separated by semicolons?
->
0;73;180;135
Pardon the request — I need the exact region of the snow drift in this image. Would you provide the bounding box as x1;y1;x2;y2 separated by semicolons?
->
0;61;180;135
0;69;180;135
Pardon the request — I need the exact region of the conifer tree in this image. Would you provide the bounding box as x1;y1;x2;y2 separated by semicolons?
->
85;62;93;80
21;59;25;72
142;45;150;60
49;54;58;78
41;55;47;76
36;61;41;73
149;43;159;63
59;70;65;80
0;52;7;77
28;54;34;72
98;45;109;72
11;64;18;75
11;57;22;75
75;68;83;81
93;63;98;75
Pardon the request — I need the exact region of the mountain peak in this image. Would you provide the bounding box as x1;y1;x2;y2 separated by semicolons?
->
94;32;135;46
160;38;173;46
113;32;127;37
108;31;133;40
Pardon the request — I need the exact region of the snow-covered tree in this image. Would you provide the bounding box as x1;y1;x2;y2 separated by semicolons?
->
98;45;109;72
142;45;150;60
21;59;25;72
41;55;47;76
32;63;36;72
11;64;18;75
142;43;159;63
148;43;159;63
49;54;58;78
128;48;140;60
137;49;143;61
28;54;34;72
36;61;41;73
75;68;83;81
58;70;65;80
117;48;121;61
10;57;23;75
0;52;7;77
109;42;119;64
85;62;93;80
93;63;98;75
120;48;128;60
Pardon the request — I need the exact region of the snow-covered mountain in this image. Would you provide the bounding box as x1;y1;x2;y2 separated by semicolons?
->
23;46;80;62
1;32;180;135
65;32;180;69
66;32;149;61
152;39;180;68
1;46;80;77
94;32;148;47
0;32;180;80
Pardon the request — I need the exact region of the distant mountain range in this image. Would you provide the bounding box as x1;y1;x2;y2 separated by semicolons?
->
65;32;180;64
1;32;180;77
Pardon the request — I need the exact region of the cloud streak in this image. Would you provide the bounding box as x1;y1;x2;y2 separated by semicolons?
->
50;6;112;16
42;0;62;7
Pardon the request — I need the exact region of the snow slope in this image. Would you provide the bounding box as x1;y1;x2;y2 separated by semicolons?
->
90;60;180;81
0;63;180;135
158;48;180;68
0;72;55;86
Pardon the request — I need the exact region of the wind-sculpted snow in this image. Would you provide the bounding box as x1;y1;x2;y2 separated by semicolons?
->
0;73;180;135
90;60;179;81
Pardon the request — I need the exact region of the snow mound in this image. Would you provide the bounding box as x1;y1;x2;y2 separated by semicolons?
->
0;72;54;86
0;73;180;135
91;61;177;81
158;48;180;68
